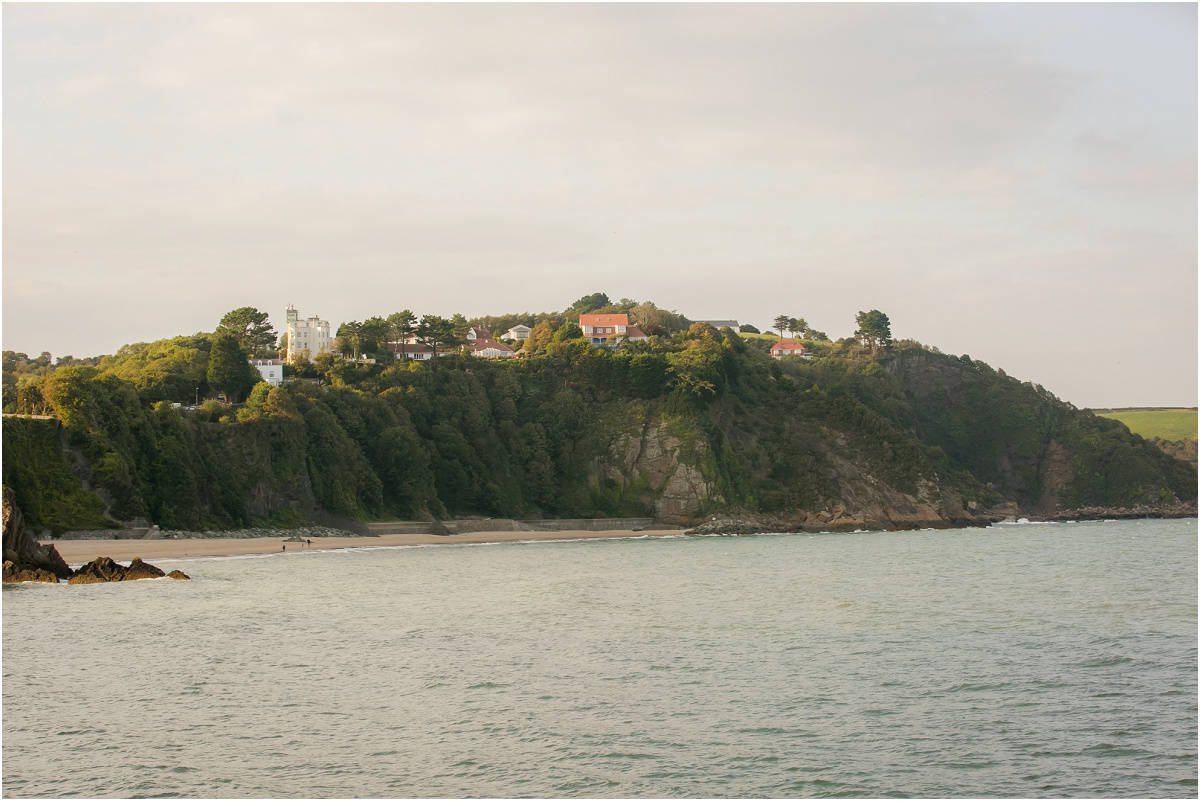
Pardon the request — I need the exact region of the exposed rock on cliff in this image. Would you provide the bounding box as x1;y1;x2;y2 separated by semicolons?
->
3;485;71;582
606;420;722;523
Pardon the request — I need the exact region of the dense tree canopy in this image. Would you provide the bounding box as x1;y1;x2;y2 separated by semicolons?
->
569;292;611;314
3;296;1193;536
206;334;259;403
217;307;277;355
855;310;893;358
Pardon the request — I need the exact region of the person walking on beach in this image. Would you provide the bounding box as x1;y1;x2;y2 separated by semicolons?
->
282;544;285;551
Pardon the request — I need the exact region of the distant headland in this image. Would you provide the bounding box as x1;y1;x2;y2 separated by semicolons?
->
3;293;1194;558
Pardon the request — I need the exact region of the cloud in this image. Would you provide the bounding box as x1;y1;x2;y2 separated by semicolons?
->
2;4;1195;406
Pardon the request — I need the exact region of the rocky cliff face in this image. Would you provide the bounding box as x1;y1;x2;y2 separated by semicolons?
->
599;411;989;531
808;441;982;530
604;419;723;523
3;486;72;582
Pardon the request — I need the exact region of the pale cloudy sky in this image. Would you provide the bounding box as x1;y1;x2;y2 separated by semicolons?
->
3;3;1196;408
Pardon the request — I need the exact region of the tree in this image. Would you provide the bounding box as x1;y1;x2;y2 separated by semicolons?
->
359;316;390;358
206;333;258;403
790;317;808;338
773;315;791;338
387;310;417;361
449;313;471;344
313;352;344;385
740;323;760;334
629;301;689;333
525;320;555;354
552;322;583;343
854;310;893;358
336;321;363;359
569;292;611;314
216;307;276;355
415;315;461;359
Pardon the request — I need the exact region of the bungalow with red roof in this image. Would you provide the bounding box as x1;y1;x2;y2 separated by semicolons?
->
579;314;649;346
770;339;810;359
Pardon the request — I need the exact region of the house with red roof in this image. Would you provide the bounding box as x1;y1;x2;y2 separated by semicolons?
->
770;339;809;359
579;314;649;346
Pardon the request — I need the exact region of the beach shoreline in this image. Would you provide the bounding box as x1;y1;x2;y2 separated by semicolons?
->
41;529;687;566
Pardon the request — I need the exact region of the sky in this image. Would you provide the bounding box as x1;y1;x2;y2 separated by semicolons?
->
3;3;1196;408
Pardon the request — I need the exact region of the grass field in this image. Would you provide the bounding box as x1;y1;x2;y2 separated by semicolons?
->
1095;409;1198;442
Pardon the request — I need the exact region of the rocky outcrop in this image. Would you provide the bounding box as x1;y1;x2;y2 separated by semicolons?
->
3;485;72;582
606;420;723;523
1036;500;1197;522
1031;439;1075;517
5;488;187;584
2;562;63;583
67;556;187;584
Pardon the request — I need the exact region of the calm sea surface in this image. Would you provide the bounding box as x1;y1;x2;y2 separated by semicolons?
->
3;519;1196;798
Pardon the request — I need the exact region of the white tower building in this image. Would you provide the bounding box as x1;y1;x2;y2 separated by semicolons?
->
285;304;332;362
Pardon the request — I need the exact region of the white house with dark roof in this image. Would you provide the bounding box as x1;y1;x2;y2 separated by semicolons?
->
465;327;515;359
251;358;284;386
502;324;532;341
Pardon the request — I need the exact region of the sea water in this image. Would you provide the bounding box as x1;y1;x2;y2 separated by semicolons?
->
3;519;1196;798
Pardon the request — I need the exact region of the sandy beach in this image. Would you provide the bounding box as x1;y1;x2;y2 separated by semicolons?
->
42;529;686;566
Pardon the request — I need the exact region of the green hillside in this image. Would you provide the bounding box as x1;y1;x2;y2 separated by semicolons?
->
1095;409;1197;442
4;314;1194;533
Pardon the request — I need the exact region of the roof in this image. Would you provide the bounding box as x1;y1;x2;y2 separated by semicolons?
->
465;329;514;354
387;342;435;354
624;325;648;339
579;313;629;326
770;339;805;352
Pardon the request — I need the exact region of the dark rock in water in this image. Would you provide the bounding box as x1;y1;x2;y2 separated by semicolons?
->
122;557;165;581
166;570;190;581
686;518;770;537
69;555;126;583
2;486;72;582
2;561;61;583
67;555;171;584
66;571;106;585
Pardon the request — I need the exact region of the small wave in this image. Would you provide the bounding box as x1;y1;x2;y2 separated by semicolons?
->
1083;743;1151;757
1078;656;1135;668
598;752;660;760
945;682;1009;693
